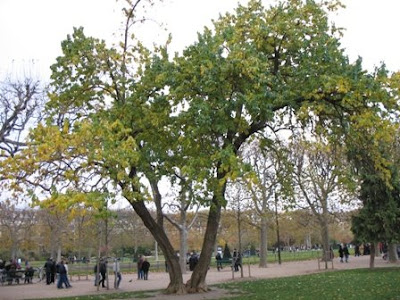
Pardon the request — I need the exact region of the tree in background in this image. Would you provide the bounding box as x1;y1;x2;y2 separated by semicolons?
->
289;134;356;267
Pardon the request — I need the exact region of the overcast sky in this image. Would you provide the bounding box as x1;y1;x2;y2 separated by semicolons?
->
1;0;399;81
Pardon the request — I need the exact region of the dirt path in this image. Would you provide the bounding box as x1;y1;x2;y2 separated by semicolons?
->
1;255;398;300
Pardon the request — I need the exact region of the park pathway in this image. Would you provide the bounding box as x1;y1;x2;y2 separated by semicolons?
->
0;255;398;300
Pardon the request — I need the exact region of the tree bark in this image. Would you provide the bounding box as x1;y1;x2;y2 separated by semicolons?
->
259;215;268;267
186;196;222;293
388;243;398;263
320;219;330;269
180;227;188;274
369;242;375;268
130;200;186;294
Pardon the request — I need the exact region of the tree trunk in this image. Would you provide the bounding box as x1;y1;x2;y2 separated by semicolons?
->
180;228;188;274
388;243;398;263
320;220;330;269
186;196;222;293
131;200;185;294
369;242;375;268
259;215;268;268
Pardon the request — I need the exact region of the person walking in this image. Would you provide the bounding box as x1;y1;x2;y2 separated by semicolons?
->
64;261;72;287
56;260;70;289
338;244;344;263
113;258;121;289
233;249;239;272
142;258;150;280
215;252;223;271
137;255;144;280
44;258;53;285
98;259;107;288
343;244;350;263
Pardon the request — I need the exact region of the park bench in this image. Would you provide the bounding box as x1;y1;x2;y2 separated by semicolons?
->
216;258;233;271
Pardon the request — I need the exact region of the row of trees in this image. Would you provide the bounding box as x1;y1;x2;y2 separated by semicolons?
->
1;0;400;295
0;200;354;262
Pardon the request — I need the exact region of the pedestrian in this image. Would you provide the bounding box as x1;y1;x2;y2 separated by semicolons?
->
142;258;150;280
44;258;53;285
215;252;223;271
137;255;144;279
189;252;198;271
56;260;69;289
338;244;344;263
99;259;107;288
64;261;72;287
233;249;239;271
113;258;121;289
235;252;242;272
343;244;349;262
354;244;361;257
93;263;99;286
50;258;56;284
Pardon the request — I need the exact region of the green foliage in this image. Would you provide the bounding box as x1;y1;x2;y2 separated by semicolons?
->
223;243;232;259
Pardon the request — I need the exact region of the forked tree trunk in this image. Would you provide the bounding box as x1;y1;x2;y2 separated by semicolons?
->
186;197;222;293
131;200;185;294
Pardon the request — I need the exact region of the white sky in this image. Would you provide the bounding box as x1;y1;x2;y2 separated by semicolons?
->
0;0;399;80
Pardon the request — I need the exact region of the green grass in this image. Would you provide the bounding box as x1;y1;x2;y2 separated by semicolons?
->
218;267;400;300
28;267;400;300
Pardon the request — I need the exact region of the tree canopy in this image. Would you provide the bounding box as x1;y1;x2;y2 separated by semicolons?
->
3;0;400;294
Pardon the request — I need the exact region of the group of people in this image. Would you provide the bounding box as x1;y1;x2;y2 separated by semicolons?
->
338;244;350;263
136;255;151;280
93;257;124;289
44;257;72;289
214;248;242;272
0;258;36;285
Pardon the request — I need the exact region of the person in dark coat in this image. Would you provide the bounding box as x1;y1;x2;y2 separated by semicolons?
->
343;244;350;263
98;259;107;288
189;252;198;271
338;244;344;263
215;252;223;271
234;252;242;272
44;258;53;285
354;244;361;257
56;260;69;289
141;258;150;280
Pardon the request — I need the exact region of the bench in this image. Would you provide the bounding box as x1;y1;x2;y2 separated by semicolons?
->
216;258;233;271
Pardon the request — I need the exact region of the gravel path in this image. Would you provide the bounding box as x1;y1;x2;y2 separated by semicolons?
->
1;255;398;300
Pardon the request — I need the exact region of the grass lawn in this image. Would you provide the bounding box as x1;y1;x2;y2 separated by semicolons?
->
32;267;400;300
218;267;400;300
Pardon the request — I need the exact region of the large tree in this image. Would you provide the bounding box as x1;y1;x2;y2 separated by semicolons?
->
5;0;393;295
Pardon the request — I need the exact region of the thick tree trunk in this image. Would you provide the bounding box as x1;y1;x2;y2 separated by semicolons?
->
131;200;185;294
320;220;330;269
180;228;188;274
369;242;375;268
259;215;268;268
186;197;222;293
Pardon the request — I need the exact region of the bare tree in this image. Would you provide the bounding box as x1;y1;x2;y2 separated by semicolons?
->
0;78;44;159
290;136;355;268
